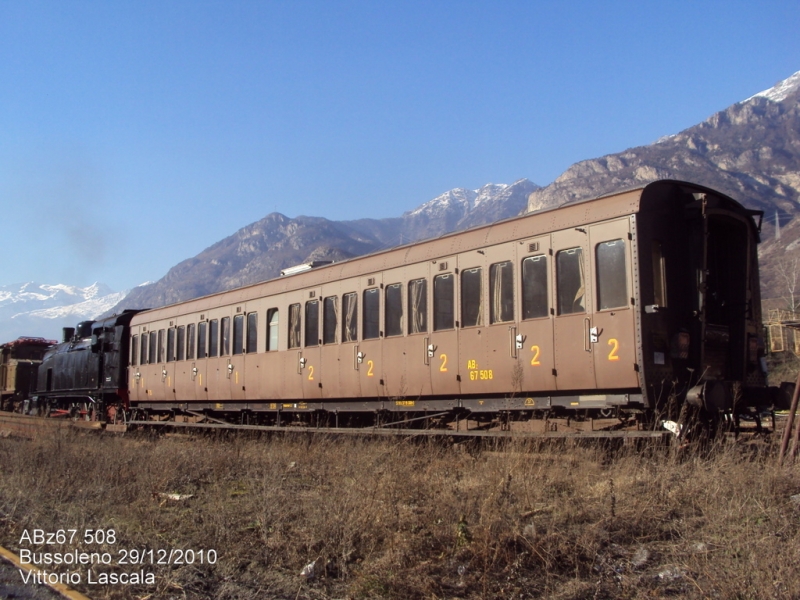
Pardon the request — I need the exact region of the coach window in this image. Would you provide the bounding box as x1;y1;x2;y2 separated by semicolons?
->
288;304;301;349
652;241;667;308
148;331;156;364
167;328;176;362
363;288;380;339
342;293;358;342
324;296;338;345
208;319;219;357
490;262;514;324
177;326;186;361
247;312;258;353
233;314;245;354
186;324;196;360
461;268;483;327
596;240;628;310
433;273;455;331
140;335;148;365
385;284;403;337
305;301;319;347
221;317;230;356
522;256;548;319
556;248;585;315
157;330;166;363
408;279;427;334
197;322;207;359
267;309;279;351
131;335;139;366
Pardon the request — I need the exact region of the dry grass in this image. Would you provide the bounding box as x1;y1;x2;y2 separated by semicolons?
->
1;430;799;599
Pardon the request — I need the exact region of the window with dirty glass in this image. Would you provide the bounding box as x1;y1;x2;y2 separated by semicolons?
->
186;324;195;360
323;296;338;344
363;288;380;340
197;322;207;358
652;240;667;308
288;304;301;349
147;331;156;364
408;278;427;334
596;239;627;310
141;333;149;365
556;248;585;315
131;335;138;366
433;273;454;331
177;326;185;361
461;267;483;328
342;293;358;342
156;330;165;363
221;317;230;356
267;309;279;351
233;314;245;354
305;301;319;347
385;283;403;337
522;255;548;319
490;261;514;324
247;312;258;353
167;328;176;362
208;319;219;357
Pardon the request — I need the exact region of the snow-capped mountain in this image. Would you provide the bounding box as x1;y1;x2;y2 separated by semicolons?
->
0;282;129;343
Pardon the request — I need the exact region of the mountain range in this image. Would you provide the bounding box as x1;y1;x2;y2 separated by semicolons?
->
0;282;129;343
5;69;800;340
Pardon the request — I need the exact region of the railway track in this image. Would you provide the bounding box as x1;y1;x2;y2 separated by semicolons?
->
1;410;669;441
3;408;777;445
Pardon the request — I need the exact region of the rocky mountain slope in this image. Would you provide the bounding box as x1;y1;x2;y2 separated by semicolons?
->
525;70;800;305
111;179;538;310
0;282;128;343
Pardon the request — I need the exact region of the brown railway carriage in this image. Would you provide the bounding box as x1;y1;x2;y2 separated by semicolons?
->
1;337;56;412
128;180;765;420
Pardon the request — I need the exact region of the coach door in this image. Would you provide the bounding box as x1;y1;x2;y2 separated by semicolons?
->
299;290;323;400
358;275;383;399
228;309;251;401
589;218;639;389
429;257;460;396
517;236;557;393
381;268;408;399
552;229;595;390
193;320;209;403
404;264;433;399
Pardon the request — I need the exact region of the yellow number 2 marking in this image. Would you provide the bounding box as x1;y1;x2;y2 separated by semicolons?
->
439;354;448;372
308;365;314;380
367;360;374;377
530;345;541;366
608;338;620;361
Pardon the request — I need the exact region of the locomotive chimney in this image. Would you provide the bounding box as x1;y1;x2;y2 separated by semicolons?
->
62;327;75;343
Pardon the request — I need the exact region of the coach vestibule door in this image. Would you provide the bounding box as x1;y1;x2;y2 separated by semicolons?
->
551;228;596;390
589;218;639;389
517;236;557;393
429;257;460;396
358;275;383;399
228;310;250;401
300;291;323;401
404;264;432;399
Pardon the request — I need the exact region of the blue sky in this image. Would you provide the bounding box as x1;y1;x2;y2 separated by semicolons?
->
1;0;798;291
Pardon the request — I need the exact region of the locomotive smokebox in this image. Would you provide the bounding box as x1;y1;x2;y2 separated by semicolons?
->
686;380;732;413
62;327;75;343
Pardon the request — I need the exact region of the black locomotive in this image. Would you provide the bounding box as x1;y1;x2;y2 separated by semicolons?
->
32;310;142;419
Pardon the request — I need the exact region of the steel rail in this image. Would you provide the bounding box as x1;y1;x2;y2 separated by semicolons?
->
124;419;667;439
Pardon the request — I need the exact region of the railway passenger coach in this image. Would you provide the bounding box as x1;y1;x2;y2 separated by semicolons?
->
124;180;767;425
